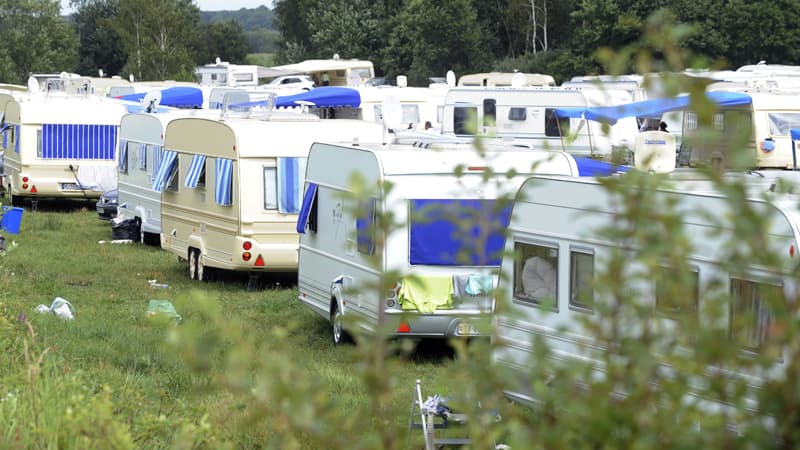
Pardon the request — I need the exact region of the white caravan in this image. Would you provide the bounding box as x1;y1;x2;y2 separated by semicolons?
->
0;84;126;205
458;72;556;87
493;172;800;423
295;142;599;344
116;110;213;244
334;85;447;131
158;111;385;280
441;86;639;159
270;57;375;87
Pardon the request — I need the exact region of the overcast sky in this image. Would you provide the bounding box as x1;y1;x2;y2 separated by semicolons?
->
61;0;273;14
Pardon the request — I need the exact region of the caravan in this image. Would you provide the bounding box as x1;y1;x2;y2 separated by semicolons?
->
440;86;639;159
295;141;622;344
493;171;800;425
0;81;127;205
158;108;384;280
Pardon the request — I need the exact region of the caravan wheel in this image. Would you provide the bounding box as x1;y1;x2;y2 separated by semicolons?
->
189;249;199;280
330;302;352;346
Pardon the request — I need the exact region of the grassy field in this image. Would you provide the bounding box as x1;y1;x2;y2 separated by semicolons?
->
0;201;486;448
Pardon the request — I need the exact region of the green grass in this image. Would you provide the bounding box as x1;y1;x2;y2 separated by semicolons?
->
0;201;468;448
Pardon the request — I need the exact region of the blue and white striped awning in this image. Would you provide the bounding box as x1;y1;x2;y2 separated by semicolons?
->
138;143;147;170
152;144;164;174
277;157;307;213
151;150;178;192
215;158;234;205
296;183;318;234
184;154;207;188
41;124;118;160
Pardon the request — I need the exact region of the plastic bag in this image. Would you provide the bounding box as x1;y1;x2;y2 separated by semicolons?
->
146;299;181;324
34;297;75;320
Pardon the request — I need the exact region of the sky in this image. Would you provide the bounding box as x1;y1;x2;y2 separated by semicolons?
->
60;0;273;14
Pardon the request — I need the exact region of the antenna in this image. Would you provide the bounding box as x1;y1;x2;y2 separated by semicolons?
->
142;90;162;113
446;70;456;88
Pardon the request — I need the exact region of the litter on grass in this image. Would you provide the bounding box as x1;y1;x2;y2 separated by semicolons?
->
98;239;134;245
34;297;75;320
146;299;181;323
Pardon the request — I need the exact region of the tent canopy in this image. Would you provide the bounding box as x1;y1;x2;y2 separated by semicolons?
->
116;86;203;109
554;91;752;125
275;86;360;108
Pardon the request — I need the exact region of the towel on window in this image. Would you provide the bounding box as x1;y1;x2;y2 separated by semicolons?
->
398;275;454;313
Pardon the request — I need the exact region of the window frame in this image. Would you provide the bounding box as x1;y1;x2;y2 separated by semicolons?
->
568;247;595;313
512;240;559;311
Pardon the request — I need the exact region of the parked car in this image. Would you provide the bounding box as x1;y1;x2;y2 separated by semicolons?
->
96;188;118;220
265;75;315;91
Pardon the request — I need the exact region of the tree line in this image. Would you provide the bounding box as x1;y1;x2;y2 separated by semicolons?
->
1;0;799;86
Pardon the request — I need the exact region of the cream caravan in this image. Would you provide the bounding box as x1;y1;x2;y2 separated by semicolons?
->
294;141;623;345
0;85;126;205
493;172;800;427
684;85;800;169
158;111;384;281
441;86;639;159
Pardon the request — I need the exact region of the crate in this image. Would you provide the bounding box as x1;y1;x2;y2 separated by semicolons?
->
1;206;23;234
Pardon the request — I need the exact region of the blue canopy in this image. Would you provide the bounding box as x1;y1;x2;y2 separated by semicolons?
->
116;86;203;109
554;92;752;125
275;86;361;108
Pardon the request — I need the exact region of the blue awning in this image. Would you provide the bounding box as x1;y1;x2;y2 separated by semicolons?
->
277;157;306;213
791;129;800;141
151;150;178;192
275;86;361;108
184;154;206;188
116;86;204;109
574;157;630;176
296;183;318;234
215;158;234;205
554;92;753;125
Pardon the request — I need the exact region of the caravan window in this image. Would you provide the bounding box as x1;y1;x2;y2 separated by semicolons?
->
264;166;278;209
372;105;421;125
151;150;178;192
454;105;477;135
118;140;129;174
37;129;43;157
768;112;800;136
730;277;779;351
166;157;180;192
509;107;527;121
214;158;234;206
545;108;569;137
513;241;558;310
138;143;147;170
483;99;496;127
569;249;594;312
296;183;319;234
356;198;376;256
184;155;207;189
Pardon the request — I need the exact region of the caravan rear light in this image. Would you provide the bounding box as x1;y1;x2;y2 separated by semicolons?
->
22;176;29;183
242;241;252;250
22;183;28;190
791;244;795;257
242;252;252;261
254;255;265;266
397;322;411;333
467;166;487;172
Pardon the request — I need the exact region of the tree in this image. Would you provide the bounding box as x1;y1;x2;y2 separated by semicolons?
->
71;0;127;77
112;0;200;81
382;0;492;86
195;20;250;65
272;0;320;64
0;0;78;84
306;0;381;61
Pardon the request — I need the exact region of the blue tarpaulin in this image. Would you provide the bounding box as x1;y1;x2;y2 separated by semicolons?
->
554;92;752;125
275;87;361;108
574;157;630;176
116;86;203;109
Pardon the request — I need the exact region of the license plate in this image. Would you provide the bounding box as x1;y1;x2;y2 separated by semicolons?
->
457;322;480;336
61;183;81;191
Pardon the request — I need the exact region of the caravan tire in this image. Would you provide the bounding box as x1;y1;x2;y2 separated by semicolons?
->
189;249;199;280
330;302;352;346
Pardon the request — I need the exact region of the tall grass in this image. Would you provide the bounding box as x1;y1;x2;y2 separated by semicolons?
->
0;202;456;448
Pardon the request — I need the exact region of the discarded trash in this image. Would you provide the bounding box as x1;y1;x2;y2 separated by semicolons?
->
148;279;169;289
110;217;140;241
34;297;75;320
146;299;181;323
98;239;135;245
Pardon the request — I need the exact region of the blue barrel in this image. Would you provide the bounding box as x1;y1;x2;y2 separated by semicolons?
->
1;206;23;234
